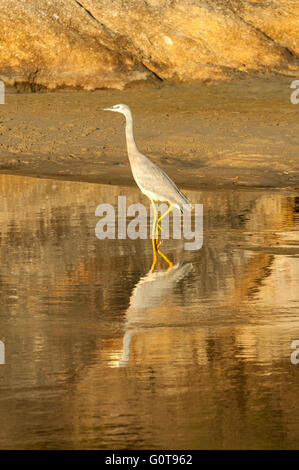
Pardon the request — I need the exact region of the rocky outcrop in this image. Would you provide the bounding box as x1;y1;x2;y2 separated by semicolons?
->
0;0;298;90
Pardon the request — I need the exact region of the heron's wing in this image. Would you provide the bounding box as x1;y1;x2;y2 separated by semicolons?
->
132;153;191;208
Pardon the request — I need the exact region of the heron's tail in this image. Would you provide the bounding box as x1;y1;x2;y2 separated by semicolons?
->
178;192;192;213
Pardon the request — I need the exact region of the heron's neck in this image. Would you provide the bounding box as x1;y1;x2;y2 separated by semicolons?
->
124;110;139;160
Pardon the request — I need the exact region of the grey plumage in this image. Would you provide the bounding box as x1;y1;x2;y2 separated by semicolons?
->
100;104;191;212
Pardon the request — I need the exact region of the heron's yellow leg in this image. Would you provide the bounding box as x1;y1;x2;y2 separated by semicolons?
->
150;200;158;272
156;203;173;247
157;203;173;231
157;246;173;269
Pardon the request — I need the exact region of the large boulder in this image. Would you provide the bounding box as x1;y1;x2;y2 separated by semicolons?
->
0;0;298;90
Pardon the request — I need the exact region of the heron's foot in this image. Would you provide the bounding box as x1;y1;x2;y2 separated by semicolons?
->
157;248;173;269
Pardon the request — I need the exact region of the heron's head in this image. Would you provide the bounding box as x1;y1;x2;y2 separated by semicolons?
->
99;104;130;116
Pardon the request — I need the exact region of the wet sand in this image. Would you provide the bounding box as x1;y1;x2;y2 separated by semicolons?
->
0;76;298;190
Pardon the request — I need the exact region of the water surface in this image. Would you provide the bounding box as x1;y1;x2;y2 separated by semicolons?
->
0;174;298;449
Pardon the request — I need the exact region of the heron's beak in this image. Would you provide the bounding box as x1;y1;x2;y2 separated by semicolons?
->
98;107;113;111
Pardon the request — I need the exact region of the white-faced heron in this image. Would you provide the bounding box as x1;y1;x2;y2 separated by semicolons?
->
100;104;192;266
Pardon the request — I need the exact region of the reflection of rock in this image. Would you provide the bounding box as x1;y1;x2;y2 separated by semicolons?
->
118;262;193;367
0;1;298;90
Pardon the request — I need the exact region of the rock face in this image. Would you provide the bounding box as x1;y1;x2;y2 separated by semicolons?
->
0;0;298;90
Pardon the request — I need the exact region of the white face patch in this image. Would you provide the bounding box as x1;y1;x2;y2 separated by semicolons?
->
106;104;128;114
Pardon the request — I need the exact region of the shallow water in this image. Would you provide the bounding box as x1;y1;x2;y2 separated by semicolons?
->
0;174;298;449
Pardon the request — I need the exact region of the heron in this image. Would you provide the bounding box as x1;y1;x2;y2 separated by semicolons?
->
100;104;192;268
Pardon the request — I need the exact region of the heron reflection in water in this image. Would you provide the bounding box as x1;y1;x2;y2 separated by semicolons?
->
117;261;193;367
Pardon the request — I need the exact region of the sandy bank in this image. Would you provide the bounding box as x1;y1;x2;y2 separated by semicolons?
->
0;77;298;190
